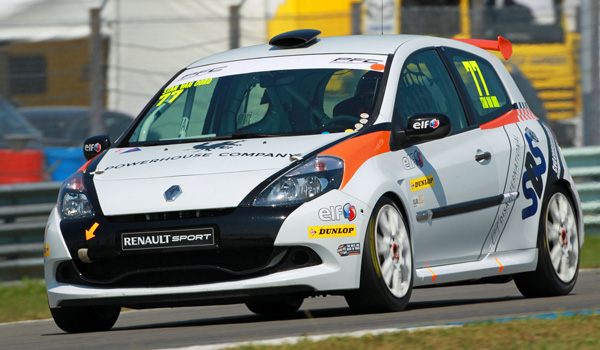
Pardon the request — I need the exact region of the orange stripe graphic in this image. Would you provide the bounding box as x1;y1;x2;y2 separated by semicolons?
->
319;131;390;189
426;267;437;282
495;257;504;274
480;109;538;130
480;110;520;130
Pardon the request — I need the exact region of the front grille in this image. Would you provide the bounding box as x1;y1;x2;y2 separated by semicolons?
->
107;208;236;223
57;246;321;288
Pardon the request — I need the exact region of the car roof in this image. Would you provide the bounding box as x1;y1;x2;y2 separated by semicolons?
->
187;34;426;68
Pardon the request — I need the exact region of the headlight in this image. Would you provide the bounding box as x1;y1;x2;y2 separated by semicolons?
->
253;155;344;207
57;172;95;220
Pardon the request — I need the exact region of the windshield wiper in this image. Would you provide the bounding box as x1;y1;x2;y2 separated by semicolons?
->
229;132;288;139
134;133;287;146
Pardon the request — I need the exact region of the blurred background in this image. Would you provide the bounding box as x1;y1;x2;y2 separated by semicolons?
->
1;0;600;280
0;0;597;183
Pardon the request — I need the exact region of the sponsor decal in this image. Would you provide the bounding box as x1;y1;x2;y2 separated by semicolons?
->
219;152;293;158
337;243;361;256
410;175;435;192
101;142;297;172
178;67;226;81
412;194;424;208
122;228;215;251
102;153;211;171
44;244;50;257
117;147;142;154
414;151;424;167
343;203;357;221
331;57;384;65
525;127;539;143
192;140;244;152
157;79;214;106
403;150;425;170
84;143;102;153
413;119;439;130
522;129;546;220
308;224;356;238
488;133;523;246
541;124;559;175
319;203;356;221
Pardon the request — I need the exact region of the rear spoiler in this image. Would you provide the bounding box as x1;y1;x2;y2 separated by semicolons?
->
453;36;512;60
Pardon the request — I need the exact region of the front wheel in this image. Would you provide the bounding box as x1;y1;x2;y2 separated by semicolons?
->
514;185;580;297
345;197;413;313
50;305;121;333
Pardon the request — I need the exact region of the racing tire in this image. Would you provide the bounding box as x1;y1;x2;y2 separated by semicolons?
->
246;297;304;315
50;305;121;333
344;197;413;313
514;185;580;298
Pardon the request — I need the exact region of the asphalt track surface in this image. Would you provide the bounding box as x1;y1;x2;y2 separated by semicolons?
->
2;269;599;350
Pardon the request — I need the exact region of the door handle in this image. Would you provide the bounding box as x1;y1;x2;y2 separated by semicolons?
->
475;150;491;163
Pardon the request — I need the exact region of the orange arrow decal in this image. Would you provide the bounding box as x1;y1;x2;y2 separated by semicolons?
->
426;267;437;282
86;222;99;241
495;257;504;274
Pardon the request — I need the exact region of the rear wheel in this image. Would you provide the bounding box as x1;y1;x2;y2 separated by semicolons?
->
50;305;121;333
345;197;413;313
514;185;580;297
246;297;303;315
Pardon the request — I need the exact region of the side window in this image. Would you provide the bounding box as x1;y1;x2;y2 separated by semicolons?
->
444;48;511;124
394;50;468;134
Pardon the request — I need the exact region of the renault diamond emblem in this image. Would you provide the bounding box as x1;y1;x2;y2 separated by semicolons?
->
164;185;182;202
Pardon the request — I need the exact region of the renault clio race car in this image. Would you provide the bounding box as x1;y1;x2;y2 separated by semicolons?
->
44;29;583;333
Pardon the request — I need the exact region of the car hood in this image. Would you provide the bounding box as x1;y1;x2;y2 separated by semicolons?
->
92;134;347;215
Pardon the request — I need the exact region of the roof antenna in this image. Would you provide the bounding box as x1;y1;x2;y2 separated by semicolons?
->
381;0;384;35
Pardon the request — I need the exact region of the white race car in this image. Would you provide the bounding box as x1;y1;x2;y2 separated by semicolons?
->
44;29;583;333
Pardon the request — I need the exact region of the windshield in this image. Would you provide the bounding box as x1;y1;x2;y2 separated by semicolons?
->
127;55;386;145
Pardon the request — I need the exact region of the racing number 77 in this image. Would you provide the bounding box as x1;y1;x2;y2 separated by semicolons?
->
462;60;500;110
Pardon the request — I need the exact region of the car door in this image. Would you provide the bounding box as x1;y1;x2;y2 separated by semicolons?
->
392;48;512;267
441;47;522;258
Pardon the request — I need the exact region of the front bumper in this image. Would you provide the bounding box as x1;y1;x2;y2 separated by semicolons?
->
45;190;371;308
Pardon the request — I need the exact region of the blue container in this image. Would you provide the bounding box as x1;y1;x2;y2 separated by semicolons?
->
44;147;87;181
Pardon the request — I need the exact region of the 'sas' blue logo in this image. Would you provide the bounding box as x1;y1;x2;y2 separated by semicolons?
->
522;133;546;220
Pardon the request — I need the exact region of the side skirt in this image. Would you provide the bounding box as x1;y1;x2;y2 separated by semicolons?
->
414;248;538;287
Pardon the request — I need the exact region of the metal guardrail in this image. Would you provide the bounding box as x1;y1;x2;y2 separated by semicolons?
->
562;146;600;235
0;182;60;281
0;147;599;281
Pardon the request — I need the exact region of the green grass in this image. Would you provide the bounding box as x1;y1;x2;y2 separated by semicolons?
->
581;235;600;268
0;235;598;324
227;314;600;350
0;278;50;323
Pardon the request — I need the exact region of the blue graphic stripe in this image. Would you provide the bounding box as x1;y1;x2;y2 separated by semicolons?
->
406;309;600;330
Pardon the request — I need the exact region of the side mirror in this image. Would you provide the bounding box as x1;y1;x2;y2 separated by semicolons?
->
83;135;111;160
391;113;452;150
